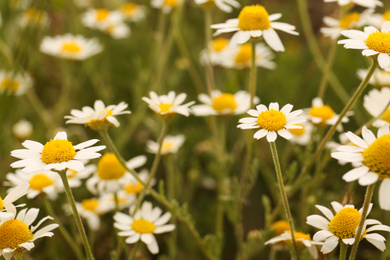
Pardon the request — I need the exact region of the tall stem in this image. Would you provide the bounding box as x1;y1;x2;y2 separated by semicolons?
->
249;40;257;108
269;142;300;260
58;170;94;260
317;39;338;99
348;183;376;260
204;9;215;95
339;241;348;260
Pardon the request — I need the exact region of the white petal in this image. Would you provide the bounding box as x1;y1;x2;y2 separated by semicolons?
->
379;179;390;210
321;236;339;254
358;172;379;186
342;166;369;182
315;205;334;221
266;131;277;142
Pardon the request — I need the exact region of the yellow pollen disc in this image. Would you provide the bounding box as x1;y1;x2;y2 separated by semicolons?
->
61;42;82;54
158;103;174;114
271;220;290;236
164;0;178;7
212;38;228;52
365;32;390;54
81;199;99;212
235;44;252;65
211;93;238;113
0;197;3;210
121;3;138;16
124;182;143;195
309;105;335;123
363;134;390;179
66;169;78;179
86;110;113;130
288;123;305;136
96;8;110;21
257;110;287;132
29;174;54;191
161;141;174;151
0;219;33;249
97;153;126;180
0;78;20;92
328;208;361;239
339;12;360;29
41;139;76;164
131;219;156;234
381;108;390;123
238;5;271;31
384;11;390;21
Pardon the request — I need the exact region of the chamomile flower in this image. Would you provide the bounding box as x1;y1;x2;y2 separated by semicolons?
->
331;126;390;210
238;102;305;142
195;0;240;13
151;0;183;13
321;9;373;40
192;90;257;116
211;5;299;52
120;3;146;22
122;170;154;197
12;120;33;141
0;70;32;96
6;170;63;200
271;220;290;236
82;8;123;30
113;201;175;254
220;42;276;69
0;208;59;260
0;183;29;219
100;190;136;211
323;0;382;8
288;122;313;145
66;165;96;188
65;100;131;131
19;7;49;27
40;34;102;60
338;22;390;69
147;135;185;155
142;91;194;117
306;201;390;254
73;197;112;230
357;67;390;87
363;87;390;128
200;38;230;66
265;231;318;259
11;131;105;173
366;10;390;29
87;153;147;194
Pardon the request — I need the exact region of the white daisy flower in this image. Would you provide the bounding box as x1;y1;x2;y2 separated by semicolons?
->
0;70;32;96
19;7;49;27
0;183;29;219
0;208;59;260
11;131;106;173
66;164;96;188
288;122;313;145
147;135;185;155
72;197;113;231
366;10;390;29
358;67;390;87
87;153;147;194
321;9;374;40
142;91;194;117
306;201;390;254
103;22;131;39
122;169;154;197
331;126;390;210
65;100;131;131
363;87;390;128
119;3;146;22
113;201;175;254
323;0;382;8
194;0;240;13
265;231;318;259
200;38;230;66
12;119;33;141
237;102;306;142
211;4;299;52
100;190;137;211
151;0;183;13
6;170;63;200
338;22;390;69
82;8;123;30
40;34;102;60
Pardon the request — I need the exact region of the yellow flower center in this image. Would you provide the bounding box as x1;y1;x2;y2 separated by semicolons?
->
328;207;361;239
131;219;156;234
158;103;174;114
81;199;99;212
212;38;228;52
124;182;143;195
41;139;76;164
161;141;174;151
61;42;82;54
86;110;113;130
164;0;178;7
235;44;252;65
0;197;3;210
365;32;390;54
0;78;20;92
271;220;290;236
288;123;305;136
381;108;390;123
29;174;54;191
309;105;335;123
0;219;33;249
285;231;311;248
384;11;390;21
339;12;360;29
97;153;126;180
96;8;110;21
121;3;138;16
362;134;390;179
238;5;271;31
257;110;287;132
211;93;238;113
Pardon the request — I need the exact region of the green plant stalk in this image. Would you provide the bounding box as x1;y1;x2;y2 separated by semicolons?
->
348;183;376;260
58;170;95;260
317;39;338;99
249;40;257;108
42;197;84;260
269;142;300;260
204;9;215;94
166;155;178;259
340;241;348;260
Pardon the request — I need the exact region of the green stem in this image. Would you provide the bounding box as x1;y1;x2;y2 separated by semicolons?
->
249;40;257;108
127;241;141;260
348;183;376;260
317;39;338;99
204;9;215;94
58;171;95;260
340;241;348;260
269;142;300;260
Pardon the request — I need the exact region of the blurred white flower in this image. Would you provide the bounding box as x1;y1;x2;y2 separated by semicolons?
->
12;120;33;140
147;135;185;155
0;70;32;96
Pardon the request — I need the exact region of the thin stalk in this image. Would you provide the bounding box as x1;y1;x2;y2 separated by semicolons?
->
317;39;338;99
204;9;215;94
269;142;300;260
42;197;84;260
249;40;257;108
339;241;348;260
58;170;95;260
166;155;177;259
348;183;376;260
26;88;56;132
127;241;141;260
151;10;167;92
